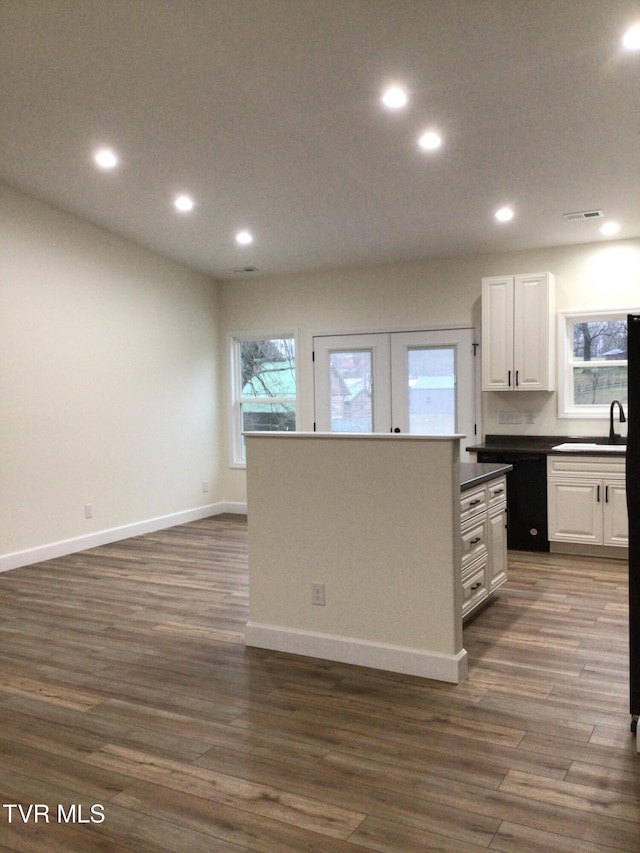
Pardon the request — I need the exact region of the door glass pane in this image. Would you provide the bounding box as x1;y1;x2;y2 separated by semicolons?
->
329;350;373;432
407;347;455;434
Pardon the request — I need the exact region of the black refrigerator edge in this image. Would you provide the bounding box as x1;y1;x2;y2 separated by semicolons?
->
627;314;640;735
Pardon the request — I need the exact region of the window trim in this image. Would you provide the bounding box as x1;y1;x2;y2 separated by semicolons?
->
229;331;298;467
557;309;634;419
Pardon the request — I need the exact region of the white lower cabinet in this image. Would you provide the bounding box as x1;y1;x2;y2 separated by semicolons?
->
461;475;508;618
547;455;628;550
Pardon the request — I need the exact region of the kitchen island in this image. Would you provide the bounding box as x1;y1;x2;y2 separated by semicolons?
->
245;433;510;684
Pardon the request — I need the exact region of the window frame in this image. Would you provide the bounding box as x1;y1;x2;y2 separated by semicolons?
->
229;331;298;467
557;309;633;419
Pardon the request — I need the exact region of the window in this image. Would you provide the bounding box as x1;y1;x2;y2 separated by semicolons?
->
558;310;630;418
230;334;296;464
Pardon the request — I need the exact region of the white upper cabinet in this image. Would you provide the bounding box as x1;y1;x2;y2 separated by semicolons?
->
481;273;555;391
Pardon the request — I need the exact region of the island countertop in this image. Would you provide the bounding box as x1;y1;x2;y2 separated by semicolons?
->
460;462;512;491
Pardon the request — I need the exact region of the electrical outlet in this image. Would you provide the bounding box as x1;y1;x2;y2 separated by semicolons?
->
311;582;325;606
85;504;93;519
498;411;522;424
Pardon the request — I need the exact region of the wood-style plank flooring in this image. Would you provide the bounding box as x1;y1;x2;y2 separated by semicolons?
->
0;514;638;851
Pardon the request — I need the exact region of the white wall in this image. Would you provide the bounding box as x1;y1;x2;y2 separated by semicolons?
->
3;180;637;564
0;184;221;568
219;238;640;505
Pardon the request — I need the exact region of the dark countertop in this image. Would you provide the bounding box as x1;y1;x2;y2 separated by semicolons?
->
460;462;512;492
466;434;627;456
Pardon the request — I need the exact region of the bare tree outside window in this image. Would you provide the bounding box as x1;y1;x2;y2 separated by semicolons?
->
234;337;296;459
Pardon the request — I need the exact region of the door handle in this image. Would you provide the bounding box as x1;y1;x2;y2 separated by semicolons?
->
393;427;401;433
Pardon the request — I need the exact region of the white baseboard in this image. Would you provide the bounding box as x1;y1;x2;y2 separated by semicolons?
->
0;502;247;573
245;622;468;684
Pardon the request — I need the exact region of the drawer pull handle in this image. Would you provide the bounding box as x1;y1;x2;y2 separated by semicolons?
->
492;488;504;495
470;537;482;545
470;582;482;591
469;499;482;506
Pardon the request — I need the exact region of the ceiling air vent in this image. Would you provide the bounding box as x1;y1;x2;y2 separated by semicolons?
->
563;209;603;221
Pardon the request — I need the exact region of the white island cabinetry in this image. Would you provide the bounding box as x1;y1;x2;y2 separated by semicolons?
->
245;435;511;684
460;473;508;617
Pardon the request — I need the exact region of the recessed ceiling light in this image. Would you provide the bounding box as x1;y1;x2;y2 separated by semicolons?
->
174;194;195;213
495;206;514;223
93;147;119;170
600;221;621;236
622;23;640;50
417;130;442;151
381;85;408;109
235;230;254;245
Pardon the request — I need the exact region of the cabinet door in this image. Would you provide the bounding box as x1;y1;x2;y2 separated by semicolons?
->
603;480;629;547
481;276;513;390
390;328;475;462
487;504;508;591
513;273;553;391
548;478;602;543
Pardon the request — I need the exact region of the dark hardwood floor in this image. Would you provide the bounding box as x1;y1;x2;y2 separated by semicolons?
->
0;514;638;851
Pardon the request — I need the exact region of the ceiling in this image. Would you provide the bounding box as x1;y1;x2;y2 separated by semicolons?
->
1;0;639;280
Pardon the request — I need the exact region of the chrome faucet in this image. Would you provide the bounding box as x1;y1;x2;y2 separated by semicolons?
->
609;400;626;443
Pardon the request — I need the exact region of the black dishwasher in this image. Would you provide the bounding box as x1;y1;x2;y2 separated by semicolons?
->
476;451;549;551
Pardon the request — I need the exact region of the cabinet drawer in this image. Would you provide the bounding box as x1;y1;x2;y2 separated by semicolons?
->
460;486;487;522
461;516;488;570
547;455;625;478
487;476;507;507
462;563;487;617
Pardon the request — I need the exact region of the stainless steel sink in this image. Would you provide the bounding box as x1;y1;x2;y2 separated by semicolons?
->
551;442;626;453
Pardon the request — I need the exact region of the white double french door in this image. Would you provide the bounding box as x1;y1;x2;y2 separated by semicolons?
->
313;328;476;462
